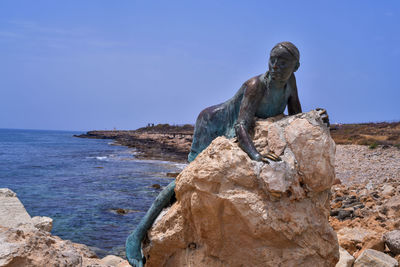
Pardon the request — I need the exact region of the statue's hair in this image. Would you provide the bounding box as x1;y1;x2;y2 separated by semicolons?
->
271;42;300;62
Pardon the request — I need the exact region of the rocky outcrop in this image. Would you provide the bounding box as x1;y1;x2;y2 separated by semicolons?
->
336;227;384;256
0;188;37;231
353;249;399;267
0;189;129;267
0;189;53;233
0;226;96;267
142;111;339;266
336;246;355;267
31;216;53;232
384;230;400;256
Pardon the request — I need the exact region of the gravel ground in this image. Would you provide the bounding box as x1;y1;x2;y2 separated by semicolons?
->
335;145;400;185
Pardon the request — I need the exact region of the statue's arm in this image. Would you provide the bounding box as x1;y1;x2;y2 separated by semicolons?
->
287;74;302;115
234;79;264;161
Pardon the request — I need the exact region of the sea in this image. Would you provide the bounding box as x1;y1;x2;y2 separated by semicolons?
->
0;128;186;257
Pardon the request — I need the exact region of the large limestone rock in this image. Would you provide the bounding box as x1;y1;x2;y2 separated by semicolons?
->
0;226;95;266
0;189;130;267
0;224;131;267
0;189;53;233
0;189;34;230
142;111;339;266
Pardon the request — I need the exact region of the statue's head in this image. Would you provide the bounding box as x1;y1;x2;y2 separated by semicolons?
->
268;42;300;81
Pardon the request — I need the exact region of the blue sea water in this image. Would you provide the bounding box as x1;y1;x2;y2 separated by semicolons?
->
0;128;185;257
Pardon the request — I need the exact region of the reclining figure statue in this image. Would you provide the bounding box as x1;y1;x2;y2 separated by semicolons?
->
126;41;329;267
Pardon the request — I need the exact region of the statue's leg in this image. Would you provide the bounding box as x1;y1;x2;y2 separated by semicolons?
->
126;181;176;267
188;105;223;163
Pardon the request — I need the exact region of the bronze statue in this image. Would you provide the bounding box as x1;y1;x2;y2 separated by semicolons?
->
126;41;329;267
189;42;302;162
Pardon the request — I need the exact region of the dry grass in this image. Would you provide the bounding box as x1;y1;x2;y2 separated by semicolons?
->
330;121;400;147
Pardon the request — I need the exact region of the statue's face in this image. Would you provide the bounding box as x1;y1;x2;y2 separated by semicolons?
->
268;46;298;82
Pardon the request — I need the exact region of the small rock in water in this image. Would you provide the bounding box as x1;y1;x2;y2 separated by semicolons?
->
166;172;179;178
116;208;127;215
151;184;161;189
110;208;139;215
109;208;139;215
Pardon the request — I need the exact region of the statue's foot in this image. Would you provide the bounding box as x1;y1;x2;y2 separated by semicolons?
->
126;181;176;267
129;258;144;267
126;233;145;267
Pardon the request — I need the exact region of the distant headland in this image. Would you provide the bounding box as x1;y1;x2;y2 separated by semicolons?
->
74;124;194;162
74;121;400;163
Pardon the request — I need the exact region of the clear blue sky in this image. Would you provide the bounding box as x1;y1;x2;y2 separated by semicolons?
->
1;1;399;131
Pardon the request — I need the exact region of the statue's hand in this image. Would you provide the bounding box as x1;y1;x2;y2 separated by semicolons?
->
316;108;330;128
264;152;282;162
254;152;281;163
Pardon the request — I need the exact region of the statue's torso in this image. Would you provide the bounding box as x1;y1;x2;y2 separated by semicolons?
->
255;74;291;118
189;73;294;162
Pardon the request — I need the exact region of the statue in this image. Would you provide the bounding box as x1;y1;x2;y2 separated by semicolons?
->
126;42;329;267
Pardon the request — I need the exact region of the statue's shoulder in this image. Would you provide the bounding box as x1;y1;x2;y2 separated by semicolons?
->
242;74;264;97
244;74;263;87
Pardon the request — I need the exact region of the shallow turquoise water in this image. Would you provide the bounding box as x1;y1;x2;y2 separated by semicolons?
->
0;128;184;257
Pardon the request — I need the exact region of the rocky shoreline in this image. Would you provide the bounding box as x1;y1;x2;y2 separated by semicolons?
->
74;126;193;163
0;188;130;267
1;121;398;266
4;121;393;266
